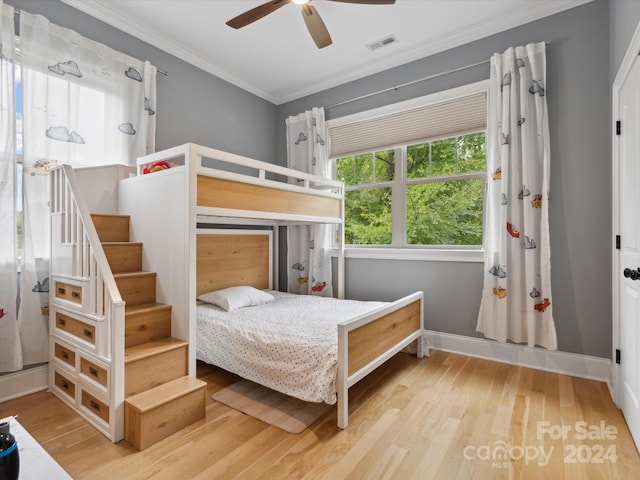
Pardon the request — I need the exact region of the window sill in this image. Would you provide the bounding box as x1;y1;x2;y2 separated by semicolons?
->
331;247;484;263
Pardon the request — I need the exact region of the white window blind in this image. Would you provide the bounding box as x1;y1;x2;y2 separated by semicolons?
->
328;92;487;158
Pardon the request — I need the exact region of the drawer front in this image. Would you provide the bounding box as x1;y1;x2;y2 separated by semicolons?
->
54;370;76;400
55;280;83;305
55;311;96;346
54;342;76;368
80;357;108;388
81;390;110;424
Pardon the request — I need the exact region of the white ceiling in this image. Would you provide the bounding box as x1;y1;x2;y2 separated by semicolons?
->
60;0;591;105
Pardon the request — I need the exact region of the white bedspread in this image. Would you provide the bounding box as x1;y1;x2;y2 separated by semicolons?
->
196;291;388;404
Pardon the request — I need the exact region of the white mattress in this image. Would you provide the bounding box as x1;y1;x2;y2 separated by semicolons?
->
196;290;388;404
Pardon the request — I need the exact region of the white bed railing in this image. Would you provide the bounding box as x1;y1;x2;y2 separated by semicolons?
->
336;291;424;429
194;144;343;195
136;143;344;200
136;143;346;298
50;164;125;440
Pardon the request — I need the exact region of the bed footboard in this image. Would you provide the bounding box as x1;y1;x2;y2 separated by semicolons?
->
336;291;424;429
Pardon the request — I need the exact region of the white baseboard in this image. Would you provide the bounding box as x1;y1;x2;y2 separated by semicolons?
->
0;365;49;403
426;330;612;387
0;335;614;404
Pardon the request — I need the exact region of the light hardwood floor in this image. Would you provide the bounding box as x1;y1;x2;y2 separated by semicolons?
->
1;350;639;479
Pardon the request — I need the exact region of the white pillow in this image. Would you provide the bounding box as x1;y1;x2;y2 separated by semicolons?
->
197;286;274;312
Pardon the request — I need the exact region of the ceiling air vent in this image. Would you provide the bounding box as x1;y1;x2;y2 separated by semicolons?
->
367;34;398;51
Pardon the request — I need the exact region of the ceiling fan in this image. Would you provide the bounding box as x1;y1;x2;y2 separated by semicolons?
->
226;0;396;49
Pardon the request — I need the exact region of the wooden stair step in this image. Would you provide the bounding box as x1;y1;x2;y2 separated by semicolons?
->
125;338;188;397
125;376;206;413
125;337;187;363
125;302;171;316
125;303;172;348
91;214;130;242
103;242;143;273
114;271;156;306
87;211;203;451
124;376;206;450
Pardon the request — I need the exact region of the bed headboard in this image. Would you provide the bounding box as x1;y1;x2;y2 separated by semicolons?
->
196;229;273;296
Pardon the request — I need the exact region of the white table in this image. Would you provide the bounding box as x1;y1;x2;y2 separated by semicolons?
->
1;416;71;480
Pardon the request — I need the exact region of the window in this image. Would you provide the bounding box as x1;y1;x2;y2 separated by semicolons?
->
337;149;395;245
337;132;485;247
328;81;488;257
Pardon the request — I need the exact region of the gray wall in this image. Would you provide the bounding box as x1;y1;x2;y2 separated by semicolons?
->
278;0;612;358
8;0;633;359
610;0;640;78
7;0;278;164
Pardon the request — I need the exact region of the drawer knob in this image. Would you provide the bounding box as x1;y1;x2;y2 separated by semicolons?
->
71;291;80;298
83;329;93;339
58;287;66;295
90;400;101;412
89;367;98;377
61;351;69;359
61;380;69;390
58;318;66;327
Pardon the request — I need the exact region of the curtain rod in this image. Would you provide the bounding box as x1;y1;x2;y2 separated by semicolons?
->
13;8;168;76
326;41;551;110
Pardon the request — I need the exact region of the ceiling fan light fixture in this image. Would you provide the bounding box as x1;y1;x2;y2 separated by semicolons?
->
226;0;395;49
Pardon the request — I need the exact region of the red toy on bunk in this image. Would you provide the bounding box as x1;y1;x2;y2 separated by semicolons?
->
142;160;170;174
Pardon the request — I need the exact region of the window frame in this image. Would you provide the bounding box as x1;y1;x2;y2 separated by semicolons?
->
327;80;489;262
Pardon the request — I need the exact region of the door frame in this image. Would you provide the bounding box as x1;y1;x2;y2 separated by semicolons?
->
612;19;640;406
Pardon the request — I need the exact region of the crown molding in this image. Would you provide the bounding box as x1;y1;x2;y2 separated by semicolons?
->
59;0;279;104
277;0;593;103
61;0;592;105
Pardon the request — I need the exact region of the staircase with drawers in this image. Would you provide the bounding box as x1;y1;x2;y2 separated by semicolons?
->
49;166;205;450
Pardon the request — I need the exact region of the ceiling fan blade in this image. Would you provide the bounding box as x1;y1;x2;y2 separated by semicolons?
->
226;0;291;29
301;5;332;49
327;0;396;4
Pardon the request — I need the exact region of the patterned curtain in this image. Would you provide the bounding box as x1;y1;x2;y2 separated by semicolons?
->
0;1;22;372
7;10;157;371
477;42;557;350
286;107;333;296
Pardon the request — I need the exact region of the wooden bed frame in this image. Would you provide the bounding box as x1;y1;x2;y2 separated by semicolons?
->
196;229;423;429
118;143;424;429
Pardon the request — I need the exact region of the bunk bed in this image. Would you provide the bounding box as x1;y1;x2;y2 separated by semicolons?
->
117;143;425;429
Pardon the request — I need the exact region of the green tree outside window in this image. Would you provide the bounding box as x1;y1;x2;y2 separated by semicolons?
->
336;132;485;247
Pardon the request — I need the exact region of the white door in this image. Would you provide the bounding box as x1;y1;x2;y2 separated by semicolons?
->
617;52;640;451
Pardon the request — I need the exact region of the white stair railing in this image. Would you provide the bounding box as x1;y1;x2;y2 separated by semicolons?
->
50;164;126;441
51;165;125;321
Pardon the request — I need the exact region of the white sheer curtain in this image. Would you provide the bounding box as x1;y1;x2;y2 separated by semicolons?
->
286;107;333;296
19;12;156;167
4;10;157;371
477;42;557;350
0;1;22;372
